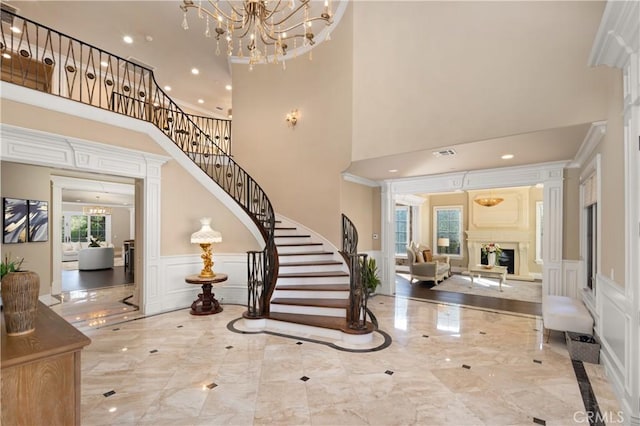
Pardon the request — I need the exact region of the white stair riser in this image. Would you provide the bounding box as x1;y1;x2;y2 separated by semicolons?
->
272;290;349;299
276;276;349;285
270;304;345;317
278;253;335;263
279;264;347;274
274;229;299;236
277;245;325;254
275;236;312;245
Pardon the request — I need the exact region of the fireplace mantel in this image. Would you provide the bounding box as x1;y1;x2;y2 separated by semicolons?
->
466;230;533;281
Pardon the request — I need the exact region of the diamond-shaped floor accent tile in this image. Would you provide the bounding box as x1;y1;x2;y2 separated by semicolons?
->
296;342;303;345
533;417;546;425
300;376;310;382
422;335;429;338
533;359;542;364
103;390;116;397
462;365;471;369
385;370;394;375
479;331;486;335
206;382;218;389
149;349;158;354
225;345;233;349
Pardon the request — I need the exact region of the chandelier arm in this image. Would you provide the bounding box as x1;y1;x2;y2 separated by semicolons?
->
182;1;242;24
274;16;331;35
262;0;285;21
269;0;315;27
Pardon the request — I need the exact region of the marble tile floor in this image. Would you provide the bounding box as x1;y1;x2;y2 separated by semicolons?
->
67;292;622;425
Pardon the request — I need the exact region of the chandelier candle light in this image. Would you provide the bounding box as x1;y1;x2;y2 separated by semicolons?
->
180;0;335;69
191;218;223;278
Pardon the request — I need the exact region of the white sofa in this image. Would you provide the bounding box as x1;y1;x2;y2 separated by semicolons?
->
62;241;113;262
78;247;115;270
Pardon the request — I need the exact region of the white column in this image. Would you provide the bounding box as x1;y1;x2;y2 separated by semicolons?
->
542;173;564;296
141;159;165;315
51;183;62;295
380;181;395;296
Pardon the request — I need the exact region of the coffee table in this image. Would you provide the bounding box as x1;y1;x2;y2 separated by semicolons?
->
467;265;508;292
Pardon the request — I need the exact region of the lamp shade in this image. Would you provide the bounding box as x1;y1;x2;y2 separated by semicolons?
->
190;218;222;244
437;238;450;247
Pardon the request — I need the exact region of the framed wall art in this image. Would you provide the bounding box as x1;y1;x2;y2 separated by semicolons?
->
28;200;49;242
3;198;28;244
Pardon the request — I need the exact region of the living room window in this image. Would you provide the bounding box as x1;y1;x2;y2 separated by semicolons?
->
62;214;109;242
395;205;411;255
434;206;462;257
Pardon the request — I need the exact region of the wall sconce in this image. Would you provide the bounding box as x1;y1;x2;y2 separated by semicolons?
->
285;109;299;128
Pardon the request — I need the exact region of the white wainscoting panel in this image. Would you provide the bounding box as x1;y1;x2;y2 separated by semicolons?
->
561;260;581;299
596;273;634;421
157;254;249;313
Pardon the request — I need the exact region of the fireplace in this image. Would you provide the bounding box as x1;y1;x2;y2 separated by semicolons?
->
466;230;533;280
480;249;515;274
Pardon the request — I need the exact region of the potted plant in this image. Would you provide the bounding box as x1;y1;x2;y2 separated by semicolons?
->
360;257;381;297
1;254;40;336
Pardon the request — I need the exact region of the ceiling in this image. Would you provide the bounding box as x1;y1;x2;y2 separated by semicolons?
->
62;189;134;207
5;1;599;183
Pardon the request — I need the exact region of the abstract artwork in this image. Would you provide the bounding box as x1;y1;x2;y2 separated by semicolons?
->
28;200;48;242
3;198;28;244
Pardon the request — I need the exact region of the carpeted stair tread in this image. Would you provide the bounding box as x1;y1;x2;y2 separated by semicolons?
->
268;312;375;335
278;271;349;278
271;298;348;308
276;284;350;291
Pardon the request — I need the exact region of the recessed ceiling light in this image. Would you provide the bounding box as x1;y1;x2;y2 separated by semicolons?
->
501;154;514;160
2;53;11;59
100;61;108;67
10;26;21;34
164;85;171;91
197;99;204;104
191;68;200;75
123;35;133;44
225;84;232;91
388;169;398;173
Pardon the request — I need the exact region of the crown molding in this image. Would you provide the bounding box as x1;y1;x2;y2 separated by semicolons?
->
341;172;380;188
589;0;639;68
567;121;607;168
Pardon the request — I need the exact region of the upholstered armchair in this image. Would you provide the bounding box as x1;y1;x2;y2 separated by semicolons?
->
406;247;451;284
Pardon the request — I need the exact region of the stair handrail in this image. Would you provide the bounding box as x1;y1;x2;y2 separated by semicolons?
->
340;214;370;329
0;9;276;317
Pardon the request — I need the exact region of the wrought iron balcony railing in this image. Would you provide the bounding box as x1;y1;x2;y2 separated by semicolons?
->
0;8;276;318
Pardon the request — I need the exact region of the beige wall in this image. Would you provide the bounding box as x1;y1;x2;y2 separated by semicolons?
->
1;162;52;295
582;70;625;285
563;167;581;260
352;1;609;161
231;7;354;247
339;180;379;251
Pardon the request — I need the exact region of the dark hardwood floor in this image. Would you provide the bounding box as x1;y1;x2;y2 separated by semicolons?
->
62;266;134;292
395;273;542;316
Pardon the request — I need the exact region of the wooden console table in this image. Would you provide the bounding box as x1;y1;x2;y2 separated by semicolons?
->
1;302;91;425
185;273;227;315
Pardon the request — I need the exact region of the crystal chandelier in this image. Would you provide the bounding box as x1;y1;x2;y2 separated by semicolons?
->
474;196;504;207
180;0;335;69
83;206;112;216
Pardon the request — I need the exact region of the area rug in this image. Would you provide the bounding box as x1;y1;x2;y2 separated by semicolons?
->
430;273;542;303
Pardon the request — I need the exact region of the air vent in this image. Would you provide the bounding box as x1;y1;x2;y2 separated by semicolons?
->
1;3;17;25
432;149;457;158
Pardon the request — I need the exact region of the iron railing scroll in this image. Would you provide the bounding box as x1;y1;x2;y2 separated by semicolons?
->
0;9;276;317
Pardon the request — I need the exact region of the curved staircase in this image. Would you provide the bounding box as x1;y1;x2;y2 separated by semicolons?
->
0;8;375;342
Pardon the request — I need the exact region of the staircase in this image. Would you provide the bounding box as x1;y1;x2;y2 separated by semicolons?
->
1;9;375;342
